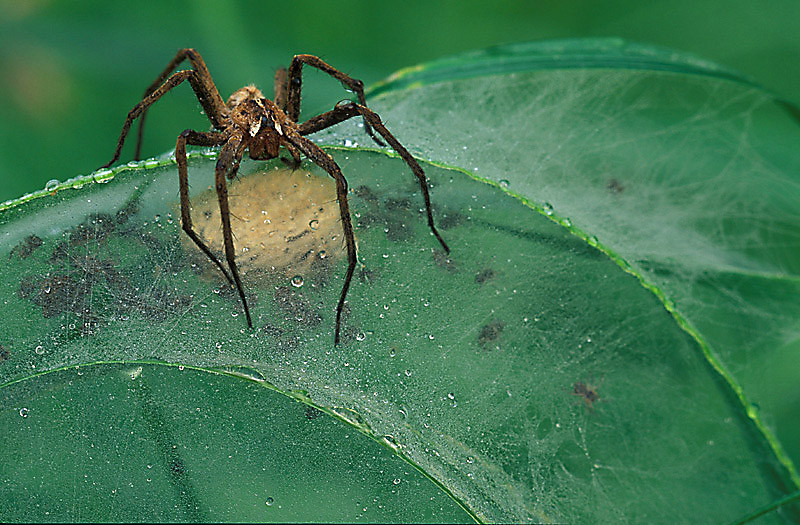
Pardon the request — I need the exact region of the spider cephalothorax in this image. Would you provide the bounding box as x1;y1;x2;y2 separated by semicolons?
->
226;87;289;162
100;48;448;345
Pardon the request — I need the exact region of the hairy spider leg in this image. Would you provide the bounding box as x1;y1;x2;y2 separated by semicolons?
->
175;129;235;286
213;131;253;329
299;101;450;254
280;54;385;147
101;70;194;169
273;68;289;113
134;48;230;161
283;132;357;346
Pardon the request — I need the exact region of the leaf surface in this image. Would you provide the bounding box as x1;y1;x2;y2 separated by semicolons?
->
2;39;799;523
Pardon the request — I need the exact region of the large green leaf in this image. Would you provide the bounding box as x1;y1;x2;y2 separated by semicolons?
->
2;40;799;522
0;363;466;522
323;38;800;512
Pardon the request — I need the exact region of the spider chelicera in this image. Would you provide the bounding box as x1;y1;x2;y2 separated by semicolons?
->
99;49;449;345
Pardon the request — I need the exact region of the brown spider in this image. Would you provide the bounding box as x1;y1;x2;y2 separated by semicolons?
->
99;49;449;345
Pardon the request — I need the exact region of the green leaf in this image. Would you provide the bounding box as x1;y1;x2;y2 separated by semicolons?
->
0;363;467;522
2;39;799;522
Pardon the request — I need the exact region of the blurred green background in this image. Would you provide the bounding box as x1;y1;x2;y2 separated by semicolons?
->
0;0;799;203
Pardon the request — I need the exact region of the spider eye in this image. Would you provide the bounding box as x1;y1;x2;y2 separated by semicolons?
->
260;115;273;129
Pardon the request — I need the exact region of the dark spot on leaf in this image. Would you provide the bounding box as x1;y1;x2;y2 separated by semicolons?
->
475;268;494;284
273;286;322;327
169;458;186;477
358;266;377;284
305;406;323;420
354;185;378;204
572;378;604;410
116;201;139;225
263;323;285;338
69;213;117;244
433;250;457;272
436;211;464;230
385;197;412;211
478;320;504;349
9;234;43;259
18;273;87;318
607;178;624;194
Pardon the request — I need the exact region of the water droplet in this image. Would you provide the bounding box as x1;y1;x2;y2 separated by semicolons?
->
466;456;475;464
332;407;370;431
389;349;396;358
19;407;29;417
561;217;572;227
404;369;412;377
154;214;161;222
356;332;366;341
309;219;319;230
34;345;44;355
45;179;60;191
318;250;327;259
290;275;304;288
382;435;401;452
265;497;274;506
542;202;554;216
499;179;510;188
447;393;458;407
393;478;401;485
43;285;51;294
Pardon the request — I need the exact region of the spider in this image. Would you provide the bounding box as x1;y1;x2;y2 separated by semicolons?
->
99;49;449;345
